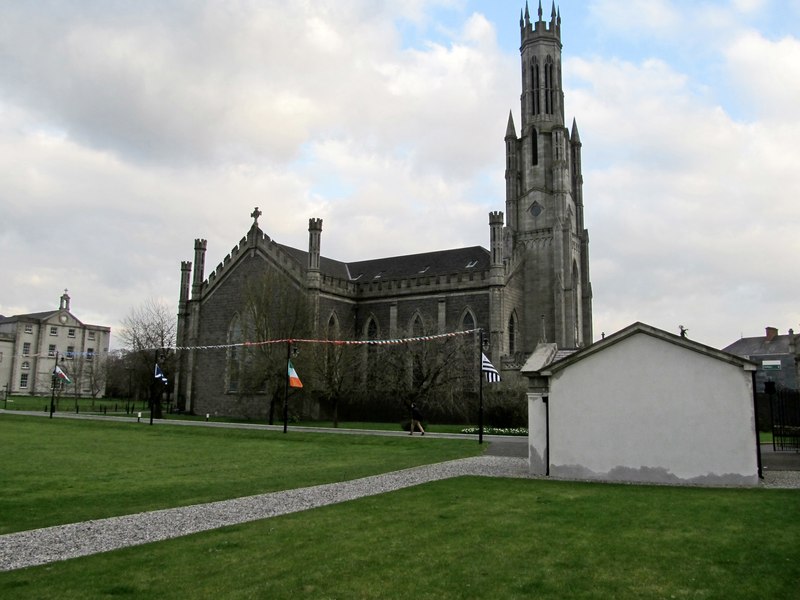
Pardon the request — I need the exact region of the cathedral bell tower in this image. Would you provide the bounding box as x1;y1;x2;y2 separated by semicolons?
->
502;2;592;350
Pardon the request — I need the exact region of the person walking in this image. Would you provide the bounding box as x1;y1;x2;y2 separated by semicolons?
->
409;403;425;435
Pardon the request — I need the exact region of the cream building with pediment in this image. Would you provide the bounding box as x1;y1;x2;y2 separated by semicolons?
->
0;291;111;398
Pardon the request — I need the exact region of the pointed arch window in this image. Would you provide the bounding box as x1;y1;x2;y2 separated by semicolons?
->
411;314;424;337
461;310;475;332
508;312;517;355
327;313;340;339
544;56;554;115
572;263;582;347
326;313;341;384
366;317;378;340
365;317;380;388
532;58;541;115
531;127;538;166
227;315;243;393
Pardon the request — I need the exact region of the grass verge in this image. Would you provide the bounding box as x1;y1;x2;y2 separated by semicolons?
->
0;414;482;534
1;477;798;599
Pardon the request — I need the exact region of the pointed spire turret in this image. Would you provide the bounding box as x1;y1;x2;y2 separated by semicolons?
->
538;0;543;21
571;118;581;143
506;111;517;139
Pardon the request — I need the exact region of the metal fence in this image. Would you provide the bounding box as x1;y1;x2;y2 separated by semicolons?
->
770;387;800;451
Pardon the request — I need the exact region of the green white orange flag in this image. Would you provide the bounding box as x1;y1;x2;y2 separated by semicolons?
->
288;360;303;388
54;365;71;384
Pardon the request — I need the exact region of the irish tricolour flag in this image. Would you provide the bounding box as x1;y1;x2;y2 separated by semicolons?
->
54;365;71;384
287;360;303;388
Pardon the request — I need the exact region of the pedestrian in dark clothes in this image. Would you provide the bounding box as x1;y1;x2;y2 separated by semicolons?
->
410;403;425;435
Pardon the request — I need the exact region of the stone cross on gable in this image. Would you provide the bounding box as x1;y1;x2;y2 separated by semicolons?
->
251;207;262;226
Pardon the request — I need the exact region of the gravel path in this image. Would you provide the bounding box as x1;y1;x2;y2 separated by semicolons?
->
0;455;528;572
1;455;797;573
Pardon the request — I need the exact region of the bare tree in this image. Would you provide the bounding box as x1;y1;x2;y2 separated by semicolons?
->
119;298;177;418
377;318;475;422
237;270;313;424
119;298;177;352
309;336;360;427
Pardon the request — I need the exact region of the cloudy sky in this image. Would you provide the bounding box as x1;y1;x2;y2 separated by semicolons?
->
1;0;798;350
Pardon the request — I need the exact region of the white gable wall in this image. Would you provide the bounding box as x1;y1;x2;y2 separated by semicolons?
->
546;333;758;485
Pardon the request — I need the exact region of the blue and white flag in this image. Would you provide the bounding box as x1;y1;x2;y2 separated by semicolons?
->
481;353;501;383
154;364;168;384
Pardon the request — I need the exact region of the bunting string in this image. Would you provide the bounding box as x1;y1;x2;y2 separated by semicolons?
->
154;328;481;353
7;330;483;359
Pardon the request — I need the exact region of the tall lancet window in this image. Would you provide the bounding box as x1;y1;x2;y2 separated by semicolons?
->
531;128;538;166
532;59;541;115
227;315;243;392
572;262;582;346
365;317;380;386
508;312;517;355
544;56;554;115
461;311;475;332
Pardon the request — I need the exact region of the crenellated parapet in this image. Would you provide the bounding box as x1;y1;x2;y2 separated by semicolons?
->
520;1;561;43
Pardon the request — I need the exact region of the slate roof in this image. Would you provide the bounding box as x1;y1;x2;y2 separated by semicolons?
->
278;244;350;280
723;335;794;358
345;246;489;281
278;243;490;282
0;311;57;324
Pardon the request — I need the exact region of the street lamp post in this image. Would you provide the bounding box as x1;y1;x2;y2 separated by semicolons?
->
49;352;64;419
283;342;298;434
150;349;167;425
478;330;490;445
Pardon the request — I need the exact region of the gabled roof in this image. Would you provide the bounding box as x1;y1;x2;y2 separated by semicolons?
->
345;246;489;281
278;243;490;282
539;322;757;375
724;334;795;358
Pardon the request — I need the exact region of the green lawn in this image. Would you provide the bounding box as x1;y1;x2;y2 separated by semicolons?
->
1;477;798;599
1;415;798;599
0;414;482;534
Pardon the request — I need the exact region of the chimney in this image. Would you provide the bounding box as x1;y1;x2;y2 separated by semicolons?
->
765;326;778;342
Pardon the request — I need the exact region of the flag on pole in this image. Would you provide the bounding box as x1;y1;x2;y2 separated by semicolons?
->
154;364;168;384
288;360;303;388
481;353;501;383
54;365;71;384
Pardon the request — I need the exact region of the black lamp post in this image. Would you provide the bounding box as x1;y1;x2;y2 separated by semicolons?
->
478;330;489;444
283;341;299;433
49;352;64;419
150;349;167;426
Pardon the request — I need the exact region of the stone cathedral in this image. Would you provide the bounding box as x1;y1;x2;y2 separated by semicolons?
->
175;4;592;417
